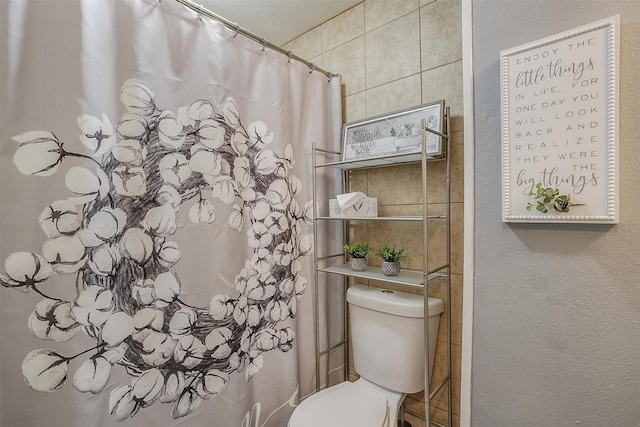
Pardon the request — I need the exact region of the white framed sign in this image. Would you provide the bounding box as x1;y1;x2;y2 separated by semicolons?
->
342;100;445;162
501;16;619;223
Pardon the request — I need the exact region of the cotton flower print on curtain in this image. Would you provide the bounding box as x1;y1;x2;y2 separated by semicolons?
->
0;1;342;426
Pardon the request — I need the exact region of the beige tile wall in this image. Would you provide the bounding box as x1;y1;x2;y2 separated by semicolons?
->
283;0;463;425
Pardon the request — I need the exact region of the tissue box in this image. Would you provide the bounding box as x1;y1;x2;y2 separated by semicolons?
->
329;198;378;217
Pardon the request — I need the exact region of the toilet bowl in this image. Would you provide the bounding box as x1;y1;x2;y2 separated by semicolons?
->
288;285;444;427
287;379;398;427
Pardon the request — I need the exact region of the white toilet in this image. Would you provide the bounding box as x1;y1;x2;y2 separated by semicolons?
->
288;284;444;427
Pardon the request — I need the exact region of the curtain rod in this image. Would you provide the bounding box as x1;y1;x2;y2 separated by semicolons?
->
170;0;337;80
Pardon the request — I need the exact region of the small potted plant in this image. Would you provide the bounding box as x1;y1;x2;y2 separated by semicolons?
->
344;241;370;271
375;242;410;276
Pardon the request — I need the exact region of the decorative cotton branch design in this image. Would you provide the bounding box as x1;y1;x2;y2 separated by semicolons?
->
1;79;313;421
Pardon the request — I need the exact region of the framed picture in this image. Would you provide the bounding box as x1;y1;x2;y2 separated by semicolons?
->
501;15;619;223
342;100;445;162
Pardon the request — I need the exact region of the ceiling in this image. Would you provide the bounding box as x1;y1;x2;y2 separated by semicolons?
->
199;0;361;46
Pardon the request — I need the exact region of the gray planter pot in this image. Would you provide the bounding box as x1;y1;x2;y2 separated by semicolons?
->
350;257;367;271
381;261;401;276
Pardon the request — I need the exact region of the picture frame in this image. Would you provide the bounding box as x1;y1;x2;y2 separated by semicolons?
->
501;15;619;223
342;100;445;163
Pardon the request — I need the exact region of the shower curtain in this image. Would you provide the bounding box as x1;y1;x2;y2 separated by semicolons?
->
0;1;343;426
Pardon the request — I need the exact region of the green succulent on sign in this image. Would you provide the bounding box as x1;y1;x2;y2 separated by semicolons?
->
390;122;417;138
526;182;584;213
375;242;410;263
344;241;370;259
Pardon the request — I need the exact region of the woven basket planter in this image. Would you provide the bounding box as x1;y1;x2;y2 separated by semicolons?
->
350;257;368;271
381;261;401;276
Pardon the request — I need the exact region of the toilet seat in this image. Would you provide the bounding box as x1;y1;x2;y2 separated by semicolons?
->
288;381;389;427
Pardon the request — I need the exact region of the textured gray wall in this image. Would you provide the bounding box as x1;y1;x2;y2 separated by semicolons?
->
472;1;640;425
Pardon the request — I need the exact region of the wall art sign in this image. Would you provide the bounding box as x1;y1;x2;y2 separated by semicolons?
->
342;100;445;163
501;15;619;223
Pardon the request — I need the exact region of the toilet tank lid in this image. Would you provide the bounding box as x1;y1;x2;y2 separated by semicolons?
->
347;285;444;318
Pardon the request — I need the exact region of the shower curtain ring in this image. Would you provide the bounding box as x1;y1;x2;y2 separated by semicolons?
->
261;38;267;51
233;23;240;37
198;4;203;20
309;62;316;74
327;73;334;82
287;51;293;63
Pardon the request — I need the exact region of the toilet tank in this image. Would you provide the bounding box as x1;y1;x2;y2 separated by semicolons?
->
347;285;444;394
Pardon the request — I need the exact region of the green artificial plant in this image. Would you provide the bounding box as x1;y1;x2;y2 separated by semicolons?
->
526;182;584;213
375;242;410;263
344;241;370;259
